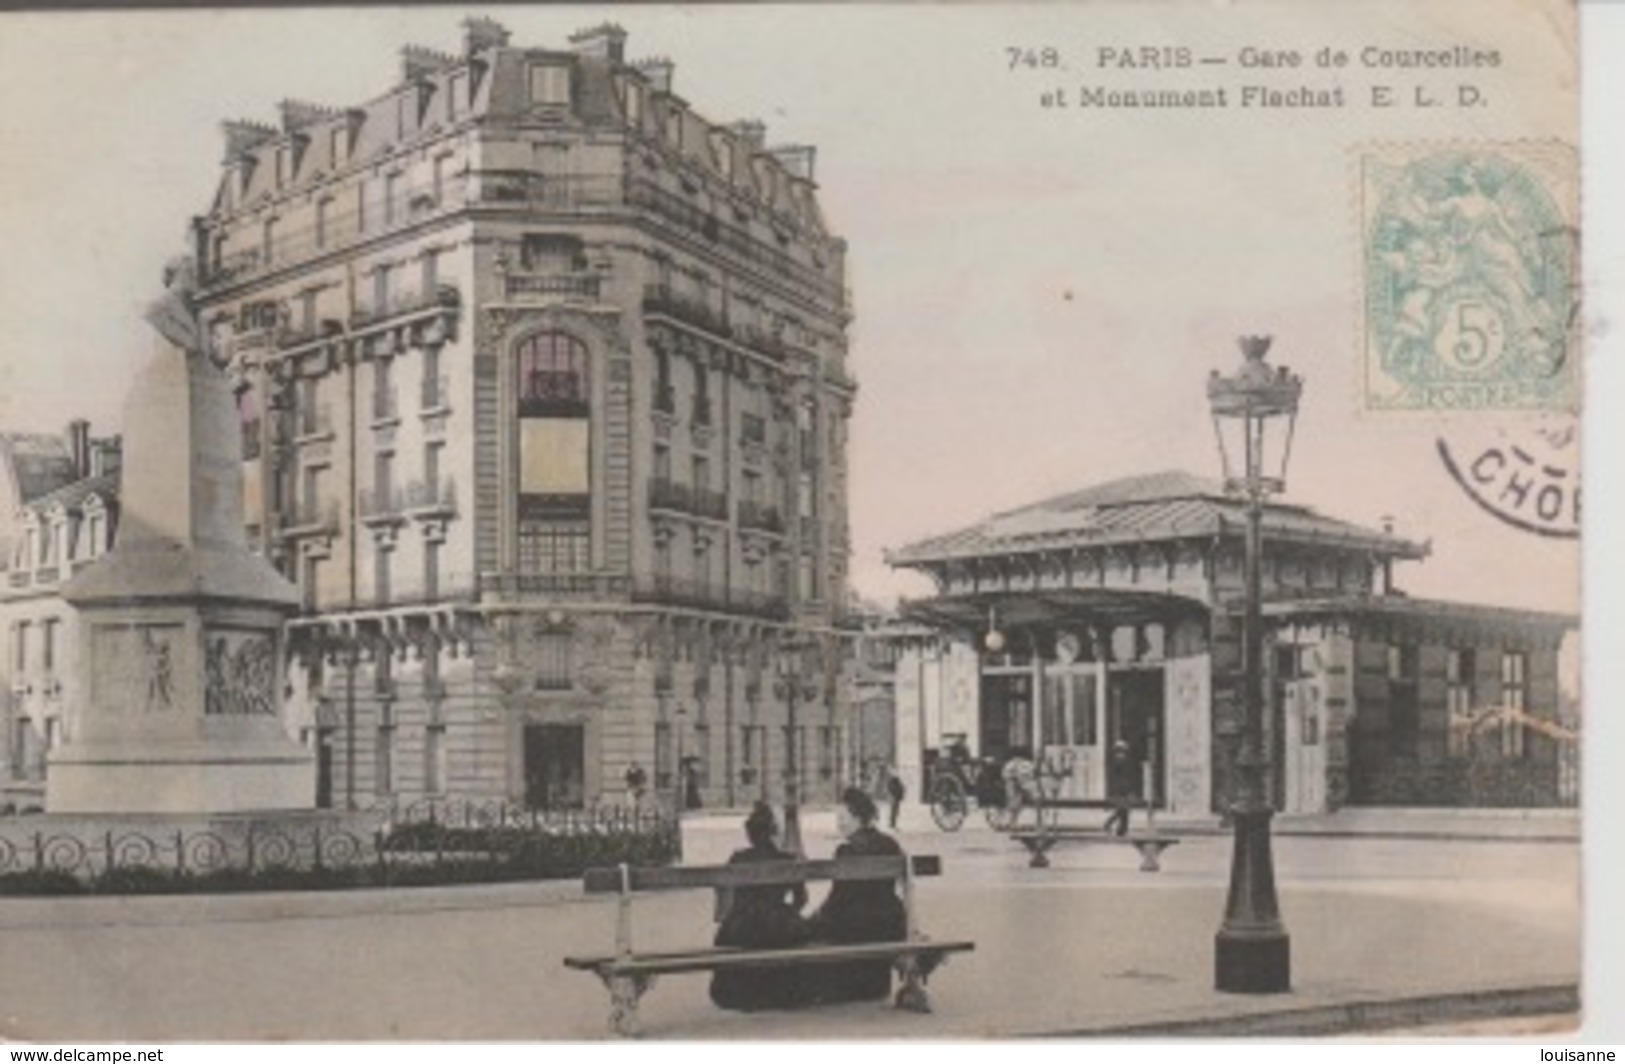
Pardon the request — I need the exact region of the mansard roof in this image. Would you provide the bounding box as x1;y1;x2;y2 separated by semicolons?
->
0;433;79;507
887;469;1430;569
23;471;120;516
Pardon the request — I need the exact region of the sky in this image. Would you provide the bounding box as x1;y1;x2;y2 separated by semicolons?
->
0;2;1585;620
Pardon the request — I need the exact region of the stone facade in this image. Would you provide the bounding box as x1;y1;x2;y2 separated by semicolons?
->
190;21;855;812
0;426;122;810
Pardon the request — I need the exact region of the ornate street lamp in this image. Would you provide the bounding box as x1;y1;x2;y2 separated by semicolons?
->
1208;334;1301;994
774;637;821;857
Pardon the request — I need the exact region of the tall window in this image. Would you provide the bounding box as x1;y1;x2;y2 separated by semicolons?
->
11;622;28;673
374;706;395;796
1387;643;1420;757
1501;651;1528;758
1447;648;1477;757
517;333;591;573
529;64;571;105
424;724;447;793
41;620;57;674
315;198;331;249
518;333;588;412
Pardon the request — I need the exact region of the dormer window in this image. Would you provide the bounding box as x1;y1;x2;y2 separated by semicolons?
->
530;63;571;106
623;81;643;125
710;131;734;178
330;126;349;166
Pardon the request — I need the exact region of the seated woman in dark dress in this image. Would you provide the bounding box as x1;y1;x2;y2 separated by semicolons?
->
805;787;908;1004
710;802;814;1011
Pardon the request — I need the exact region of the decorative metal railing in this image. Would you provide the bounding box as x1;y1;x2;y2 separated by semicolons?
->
0;798;679;890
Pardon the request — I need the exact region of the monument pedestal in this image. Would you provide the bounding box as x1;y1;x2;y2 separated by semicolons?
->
47;330;312;814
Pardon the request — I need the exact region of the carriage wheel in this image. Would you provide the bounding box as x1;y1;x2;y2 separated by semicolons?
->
983;800;1016;833
929;777;967;832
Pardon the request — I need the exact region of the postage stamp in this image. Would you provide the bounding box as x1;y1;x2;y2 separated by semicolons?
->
1359;142;1580;415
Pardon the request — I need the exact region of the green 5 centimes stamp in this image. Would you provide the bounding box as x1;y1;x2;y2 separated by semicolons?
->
1360;143;1579;414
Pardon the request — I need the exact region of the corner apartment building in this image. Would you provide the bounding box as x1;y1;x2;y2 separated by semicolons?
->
193;19;856;811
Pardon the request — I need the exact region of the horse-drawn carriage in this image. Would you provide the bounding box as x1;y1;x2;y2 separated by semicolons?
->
923;735;1075;832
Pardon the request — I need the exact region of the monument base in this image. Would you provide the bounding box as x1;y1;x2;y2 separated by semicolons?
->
46;738;314;815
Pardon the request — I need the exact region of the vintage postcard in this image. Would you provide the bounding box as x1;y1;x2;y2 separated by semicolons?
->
0;0;1598;1046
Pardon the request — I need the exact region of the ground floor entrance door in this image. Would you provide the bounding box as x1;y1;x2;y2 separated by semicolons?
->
1282;680;1327;813
979;672;1033;764
523;724;586;810
1107;669;1166;807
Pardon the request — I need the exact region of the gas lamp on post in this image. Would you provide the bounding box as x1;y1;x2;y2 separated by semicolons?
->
1207;334;1302;994
774;637;820;857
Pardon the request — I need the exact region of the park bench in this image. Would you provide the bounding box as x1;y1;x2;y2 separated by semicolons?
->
1011;796;1179;871
563;854;976;1037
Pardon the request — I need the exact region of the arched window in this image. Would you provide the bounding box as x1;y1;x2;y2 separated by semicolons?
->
517;332;589;415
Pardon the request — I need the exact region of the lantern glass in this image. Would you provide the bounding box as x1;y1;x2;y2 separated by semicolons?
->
1207;335;1303;497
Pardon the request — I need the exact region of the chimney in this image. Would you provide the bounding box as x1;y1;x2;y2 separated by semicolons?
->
90;437;122;480
277;99;336;133
636;57;674;93
401;45;458;83
731;120;766;152
769;145;816;182
570;24;627;63
65;420;91;479
220;119;277;164
462;16;510;55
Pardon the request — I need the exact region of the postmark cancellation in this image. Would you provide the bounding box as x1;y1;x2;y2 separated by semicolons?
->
1359;142;1579;415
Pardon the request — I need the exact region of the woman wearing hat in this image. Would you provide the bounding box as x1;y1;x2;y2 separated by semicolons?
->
710;802;814;1011
805;787;909;1004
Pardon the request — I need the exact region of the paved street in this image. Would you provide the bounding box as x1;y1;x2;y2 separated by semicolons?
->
0;807;1580;1041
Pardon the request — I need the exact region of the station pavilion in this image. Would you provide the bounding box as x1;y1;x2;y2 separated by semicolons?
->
885;471;1576;815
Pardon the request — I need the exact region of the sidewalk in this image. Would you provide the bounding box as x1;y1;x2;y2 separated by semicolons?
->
678;802;1582;848
0;806;1580;1042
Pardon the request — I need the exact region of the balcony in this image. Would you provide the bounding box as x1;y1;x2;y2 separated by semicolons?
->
630;576;790;621
642;283;732;339
277;499;339;539
648;478;728;522
479;571;632;600
693;486;729;522
647;477;693;515
401;477;457;518
293;408;334;441
359;485;405;525
631;575;730;613
371;387;399;424
737;499;786;535
470;170;624;211
7;571;30;589
420;375;450;412
503;271;601;302
350;283;461;331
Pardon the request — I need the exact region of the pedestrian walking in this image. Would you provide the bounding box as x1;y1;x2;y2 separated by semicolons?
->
885;765;906;829
624;761;647;811
1103;740;1136;837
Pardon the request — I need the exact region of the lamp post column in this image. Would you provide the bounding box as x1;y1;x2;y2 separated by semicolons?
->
1214;407;1291;993
783;680;803;857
